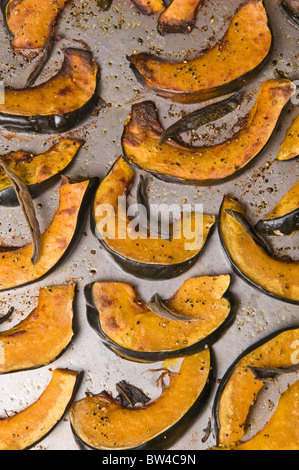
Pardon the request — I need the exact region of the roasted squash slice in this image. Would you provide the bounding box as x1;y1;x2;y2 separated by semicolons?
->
130;0;164;15
91;157;215;280
1;0;70;50
0;284;75;374
0;138;83;206
0;368;79;450
213;327;299;447
219;197;299;304
85;276;233;362
157;0;203;35
122;81;295;184
70;349;213;450
277;114;299;161
232;380;299;451
128;0;273;103
0;48;99;134
256;182;299;236
0;176;98;292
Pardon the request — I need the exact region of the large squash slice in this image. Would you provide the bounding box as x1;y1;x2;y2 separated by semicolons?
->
0;48;99;134
277;114;299;161
0;284;75;374
213;327;299;447
85;276;233;362
157;0;204;35
0;138;83;206
128;0;273;103
0;176;98;292
122;81;295;184
219;197;299;304
232;380;299;451
91;157;215;280
1;0;70;50
70;350;213;450
255;182;299;236
0;368;79;450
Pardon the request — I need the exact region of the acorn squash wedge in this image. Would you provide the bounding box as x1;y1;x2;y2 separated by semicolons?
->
130;0;164;15
91;157;215;280
85;275;233;363
1;0;71;50
0;48;99;134
0;284;75;374
0;368;79;450
157;0;204;35
212;327;299;447
122;80;295;184
0;176;98;292
128;0;273;103
255;182;299;236
277;114;299;161
219;197;299;304
69;349;213;450
0;138;83;206
231;380;299;450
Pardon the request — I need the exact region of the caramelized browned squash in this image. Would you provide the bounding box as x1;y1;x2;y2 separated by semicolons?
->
128;1;273;103
213;327;299;447
2;0;71;49
158;0;203;35
91;157;215;279
85;276;233;362
122;81;295;184
70;350;212;450
130;0;164;15
219;197;299;304
0;284;75;374
0;369;79;450
277;115;299;161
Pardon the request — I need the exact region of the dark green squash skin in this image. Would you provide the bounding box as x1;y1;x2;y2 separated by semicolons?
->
0;177;99;293
90;184;215;280
84;281;236;363
255;209;299;236
218;199;299;306
212;326;299;447
71;350;215;451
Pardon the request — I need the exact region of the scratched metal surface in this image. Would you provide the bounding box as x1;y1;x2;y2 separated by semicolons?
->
0;0;298;451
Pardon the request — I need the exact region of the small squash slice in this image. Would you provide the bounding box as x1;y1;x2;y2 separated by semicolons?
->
91;157;215;280
0;48;99;134
70;349;213;450
85;276;233;362
277;114;299;161
0;138;83;206
255;182;299;236
0;368;79;450
157;0;204;35
128;0;273;103
219;197;299;304
1;0;70;50
232;380;299;451
122;81;295;184
213;327;299;447
0;176;98;292
0;284;75;374
130;0;164;15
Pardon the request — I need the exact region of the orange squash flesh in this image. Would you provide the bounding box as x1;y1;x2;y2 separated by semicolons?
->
130;0;164;15
158;0;204;35
277;115;299;161
93;157;215;268
0;284;75;374
89;276;231;357
0;369;79;450
215;328;299;447
69;350;211;450
128;1;273;103
0;177;95;292
122;81;295;184
3;0;70;50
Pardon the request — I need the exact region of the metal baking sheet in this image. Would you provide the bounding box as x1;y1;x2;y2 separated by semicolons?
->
0;0;298;451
